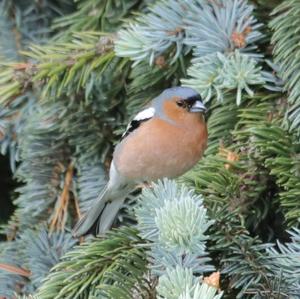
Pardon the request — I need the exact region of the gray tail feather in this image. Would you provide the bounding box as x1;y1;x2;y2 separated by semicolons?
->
97;198;125;234
72;185;110;237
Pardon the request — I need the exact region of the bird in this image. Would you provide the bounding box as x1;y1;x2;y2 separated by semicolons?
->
72;86;208;237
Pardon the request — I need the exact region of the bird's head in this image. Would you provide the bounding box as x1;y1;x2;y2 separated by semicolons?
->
154;87;206;122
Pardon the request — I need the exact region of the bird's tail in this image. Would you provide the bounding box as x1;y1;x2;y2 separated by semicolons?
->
72;185;125;237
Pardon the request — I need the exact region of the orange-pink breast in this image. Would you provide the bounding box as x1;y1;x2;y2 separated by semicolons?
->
113;115;207;181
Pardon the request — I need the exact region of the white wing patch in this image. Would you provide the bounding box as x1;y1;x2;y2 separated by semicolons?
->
134;107;155;121
122;107;155;138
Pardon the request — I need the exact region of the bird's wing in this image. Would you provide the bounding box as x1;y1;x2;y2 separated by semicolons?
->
122;106;155;139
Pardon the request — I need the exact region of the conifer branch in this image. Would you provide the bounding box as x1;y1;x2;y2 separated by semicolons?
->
270;0;300;136
49;162;74;232
0;33;117;105
0;263;31;278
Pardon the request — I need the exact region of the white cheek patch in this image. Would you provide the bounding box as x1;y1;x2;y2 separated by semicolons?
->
134;107;155;121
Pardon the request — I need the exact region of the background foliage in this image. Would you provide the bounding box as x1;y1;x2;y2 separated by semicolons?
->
0;0;300;298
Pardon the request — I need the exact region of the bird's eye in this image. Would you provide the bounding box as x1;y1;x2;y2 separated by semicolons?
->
176;100;187;108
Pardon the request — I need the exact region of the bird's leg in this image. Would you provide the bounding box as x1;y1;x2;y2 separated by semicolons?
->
135;181;153;190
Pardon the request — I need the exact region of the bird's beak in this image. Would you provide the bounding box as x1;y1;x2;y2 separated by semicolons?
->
190;101;207;113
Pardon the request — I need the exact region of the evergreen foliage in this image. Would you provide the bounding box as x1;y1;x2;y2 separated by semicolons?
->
38;227;149;299
0;227;76;297
270;0;300;135
0;0;299;298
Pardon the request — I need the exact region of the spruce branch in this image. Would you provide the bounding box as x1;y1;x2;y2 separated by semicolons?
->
0;32;118;105
243;123;300;227
219;51;265;105
115;0;263;66
267;229;300;297
0;227;76;298
53;0;142;38
49;162;74;232
0;263;31;278
5;101;71;231
156;267;196;299
157;268;223;299
155;196;214;254
180;167;288;299
0;92;35;171
230;94;300;227
270;0;300;136
179;93;294;297
179;273;223;299
204;94;239;155
0;240;29;298
182;51;266;104
135;180;214;255
0;11;19;60
37;227;149;299
184;0;263;58
21;228;77;289
135;180;216;297
115;0;192;66
0;0;74;55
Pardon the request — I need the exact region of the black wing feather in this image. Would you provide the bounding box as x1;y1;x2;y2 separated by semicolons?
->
122;118;152;139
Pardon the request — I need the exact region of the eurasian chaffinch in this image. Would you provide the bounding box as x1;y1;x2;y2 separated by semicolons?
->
73;86;208;237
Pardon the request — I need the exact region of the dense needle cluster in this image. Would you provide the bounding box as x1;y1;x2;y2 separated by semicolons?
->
0;0;299;298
